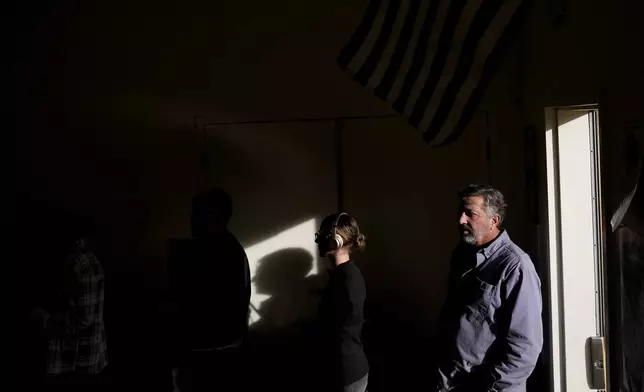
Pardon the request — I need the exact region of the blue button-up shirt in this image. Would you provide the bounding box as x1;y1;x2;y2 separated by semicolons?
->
436;230;543;392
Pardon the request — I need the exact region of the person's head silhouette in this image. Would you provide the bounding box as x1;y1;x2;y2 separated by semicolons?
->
191;188;233;239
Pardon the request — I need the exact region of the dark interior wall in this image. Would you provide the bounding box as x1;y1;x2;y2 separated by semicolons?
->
15;0;391;123
15;0;393;282
15;0;388;299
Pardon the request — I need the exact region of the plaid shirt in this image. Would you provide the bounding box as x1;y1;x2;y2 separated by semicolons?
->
43;250;108;375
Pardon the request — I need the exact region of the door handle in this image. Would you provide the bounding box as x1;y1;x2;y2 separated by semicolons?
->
585;336;606;390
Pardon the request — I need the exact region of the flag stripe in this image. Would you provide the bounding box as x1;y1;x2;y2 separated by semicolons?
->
367;0;413;92
390;0;442;113
374;0;421;99
407;0;467;126
338;0;384;70
413;0;487;132
434;0;526;146
398;0;454;116
385;0;432;103
347;0;391;75
419;0;504;140
353;0;403;86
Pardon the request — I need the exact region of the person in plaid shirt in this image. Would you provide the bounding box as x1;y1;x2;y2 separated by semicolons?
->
30;215;108;389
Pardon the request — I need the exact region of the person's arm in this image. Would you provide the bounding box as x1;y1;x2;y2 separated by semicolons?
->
481;262;543;391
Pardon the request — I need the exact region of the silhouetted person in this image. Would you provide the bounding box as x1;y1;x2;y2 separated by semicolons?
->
168;188;250;392
434;185;543;392
315;213;369;392
29;212;108;391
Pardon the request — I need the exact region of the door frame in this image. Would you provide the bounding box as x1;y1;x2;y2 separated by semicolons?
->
541;104;608;392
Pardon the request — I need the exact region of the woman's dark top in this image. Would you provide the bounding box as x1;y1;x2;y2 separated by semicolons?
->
318;260;369;386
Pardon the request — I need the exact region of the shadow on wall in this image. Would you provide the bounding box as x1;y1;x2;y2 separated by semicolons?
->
244;248;328;392
251;247;326;333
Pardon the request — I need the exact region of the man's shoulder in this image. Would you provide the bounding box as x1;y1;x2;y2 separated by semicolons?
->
222;232;248;260
504;239;530;261
493;235;531;266
499;238;538;278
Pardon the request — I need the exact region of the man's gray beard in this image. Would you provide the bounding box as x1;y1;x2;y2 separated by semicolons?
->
462;233;476;245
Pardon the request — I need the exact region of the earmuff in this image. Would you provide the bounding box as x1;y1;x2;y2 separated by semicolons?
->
328;212;348;250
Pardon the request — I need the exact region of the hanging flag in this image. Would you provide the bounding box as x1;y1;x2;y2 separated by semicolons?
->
338;0;526;147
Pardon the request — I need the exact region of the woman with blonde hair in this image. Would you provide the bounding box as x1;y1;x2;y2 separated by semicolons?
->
315;212;369;392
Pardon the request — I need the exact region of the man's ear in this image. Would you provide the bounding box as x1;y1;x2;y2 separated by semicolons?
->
491;214;501;229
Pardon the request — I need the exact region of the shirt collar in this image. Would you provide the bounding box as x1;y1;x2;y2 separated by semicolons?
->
478;229;509;261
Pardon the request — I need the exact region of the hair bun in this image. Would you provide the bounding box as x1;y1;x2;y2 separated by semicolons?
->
354;233;367;252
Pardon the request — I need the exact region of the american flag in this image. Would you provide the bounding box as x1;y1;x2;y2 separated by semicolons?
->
338;0;526;147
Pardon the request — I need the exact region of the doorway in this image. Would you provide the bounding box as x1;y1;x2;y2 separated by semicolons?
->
544;106;607;392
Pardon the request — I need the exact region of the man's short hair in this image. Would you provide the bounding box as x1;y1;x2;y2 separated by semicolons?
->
459;184;507;226
192;188;233;223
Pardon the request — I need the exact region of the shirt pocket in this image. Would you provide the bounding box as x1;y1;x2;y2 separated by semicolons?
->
463;277;494;324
